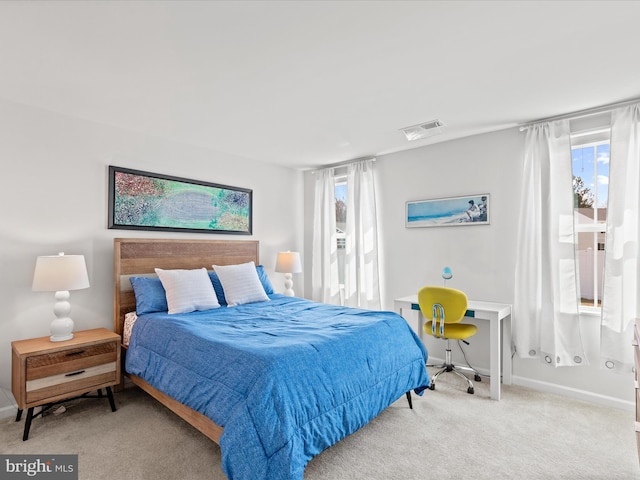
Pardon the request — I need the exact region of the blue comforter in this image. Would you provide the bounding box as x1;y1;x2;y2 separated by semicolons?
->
126;294;429;480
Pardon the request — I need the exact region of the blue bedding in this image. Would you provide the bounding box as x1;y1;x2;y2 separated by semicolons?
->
126;294;429;480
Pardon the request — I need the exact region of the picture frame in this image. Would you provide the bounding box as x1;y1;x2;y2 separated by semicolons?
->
108;166;252;235
406;194;490;228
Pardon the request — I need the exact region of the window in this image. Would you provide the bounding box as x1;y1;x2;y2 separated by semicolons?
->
571;132;610;310
335;179;347;249
335;178;347;300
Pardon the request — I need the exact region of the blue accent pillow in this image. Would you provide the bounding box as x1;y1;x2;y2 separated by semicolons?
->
208;271;226;305
256;265;275;295
129;277;168;315
209;265;274;305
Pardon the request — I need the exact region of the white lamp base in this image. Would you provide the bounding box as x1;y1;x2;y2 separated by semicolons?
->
50;290;74;342
282;273;295;297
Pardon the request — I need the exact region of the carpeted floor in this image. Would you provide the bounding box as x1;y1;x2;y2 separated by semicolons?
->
1;373;638;480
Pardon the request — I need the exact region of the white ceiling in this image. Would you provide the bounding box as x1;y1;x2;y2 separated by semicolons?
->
1;1;639;170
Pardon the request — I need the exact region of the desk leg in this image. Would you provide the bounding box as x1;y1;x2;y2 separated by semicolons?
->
417;310;425;341
395;302;424;341
502;315;513;385
489;316;501;401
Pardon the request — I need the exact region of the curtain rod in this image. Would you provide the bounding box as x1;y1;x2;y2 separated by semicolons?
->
519;97;640;131
310;156;376;174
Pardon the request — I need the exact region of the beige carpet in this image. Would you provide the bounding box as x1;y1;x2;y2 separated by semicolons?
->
1;374;638;480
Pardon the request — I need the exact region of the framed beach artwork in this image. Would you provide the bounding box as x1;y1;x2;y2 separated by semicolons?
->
108;166;252;235
406;194;490;228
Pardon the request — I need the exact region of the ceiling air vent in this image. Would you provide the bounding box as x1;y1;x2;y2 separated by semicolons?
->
400;120;445;141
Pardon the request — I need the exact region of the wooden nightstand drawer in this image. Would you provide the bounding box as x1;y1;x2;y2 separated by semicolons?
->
26;360;118;404
26;342;117;379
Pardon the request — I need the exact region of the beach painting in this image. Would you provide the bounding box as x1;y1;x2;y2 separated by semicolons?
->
108;166;252;235
406;194;490;228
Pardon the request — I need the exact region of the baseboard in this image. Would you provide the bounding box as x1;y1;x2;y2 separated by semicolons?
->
0;404;17;420
426;356;634;412
512;375;634;412
0;387;17;420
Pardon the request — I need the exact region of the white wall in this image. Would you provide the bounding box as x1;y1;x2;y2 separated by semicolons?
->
304;127;633;410
0;99;304;416
3;98;630;415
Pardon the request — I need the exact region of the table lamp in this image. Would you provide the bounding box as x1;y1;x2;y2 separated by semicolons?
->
32;252;90;342
442;266;453;285
275;251;302;297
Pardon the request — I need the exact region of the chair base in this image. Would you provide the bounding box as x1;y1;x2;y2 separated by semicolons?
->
427;341;481;395
428;364;475;394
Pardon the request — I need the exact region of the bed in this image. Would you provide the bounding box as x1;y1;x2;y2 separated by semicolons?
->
113;238;430;480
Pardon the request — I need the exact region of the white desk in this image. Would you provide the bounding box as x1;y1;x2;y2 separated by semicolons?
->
394;295;512;401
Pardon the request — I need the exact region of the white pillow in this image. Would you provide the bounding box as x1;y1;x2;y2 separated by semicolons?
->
155;268;220;314
212;261;270;306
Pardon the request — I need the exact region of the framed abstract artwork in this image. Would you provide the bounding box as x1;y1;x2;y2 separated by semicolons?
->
406;194;490;228
108;166;252;235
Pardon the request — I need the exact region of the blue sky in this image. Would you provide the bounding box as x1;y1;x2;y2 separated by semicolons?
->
572;143;609;208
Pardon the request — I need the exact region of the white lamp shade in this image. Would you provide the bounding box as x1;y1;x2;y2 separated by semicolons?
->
275;251;302;274
32;253;90;292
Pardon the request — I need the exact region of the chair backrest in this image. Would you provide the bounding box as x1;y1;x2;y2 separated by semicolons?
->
417;286;468;325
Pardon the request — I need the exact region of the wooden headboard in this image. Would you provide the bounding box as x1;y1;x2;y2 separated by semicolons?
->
113;238;260;336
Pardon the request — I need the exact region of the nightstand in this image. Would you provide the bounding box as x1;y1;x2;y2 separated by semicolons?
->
11;328;121;440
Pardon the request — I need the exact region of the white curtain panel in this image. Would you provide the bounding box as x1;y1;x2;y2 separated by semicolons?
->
343;159;381;310
311;168;341;304
514;120;587;367
600;104;640;373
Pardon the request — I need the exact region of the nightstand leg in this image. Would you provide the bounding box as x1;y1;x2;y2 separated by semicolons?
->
16;409;23;422
23;407;34;441
106;386;117;412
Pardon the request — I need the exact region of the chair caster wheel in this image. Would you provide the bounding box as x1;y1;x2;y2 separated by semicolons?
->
467;387;474;394
474;374;481;382
429;384;435;390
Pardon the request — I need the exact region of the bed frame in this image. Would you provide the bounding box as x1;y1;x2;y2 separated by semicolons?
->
113;237;261;444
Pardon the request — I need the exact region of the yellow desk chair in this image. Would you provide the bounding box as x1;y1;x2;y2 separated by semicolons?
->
418;286;480;394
